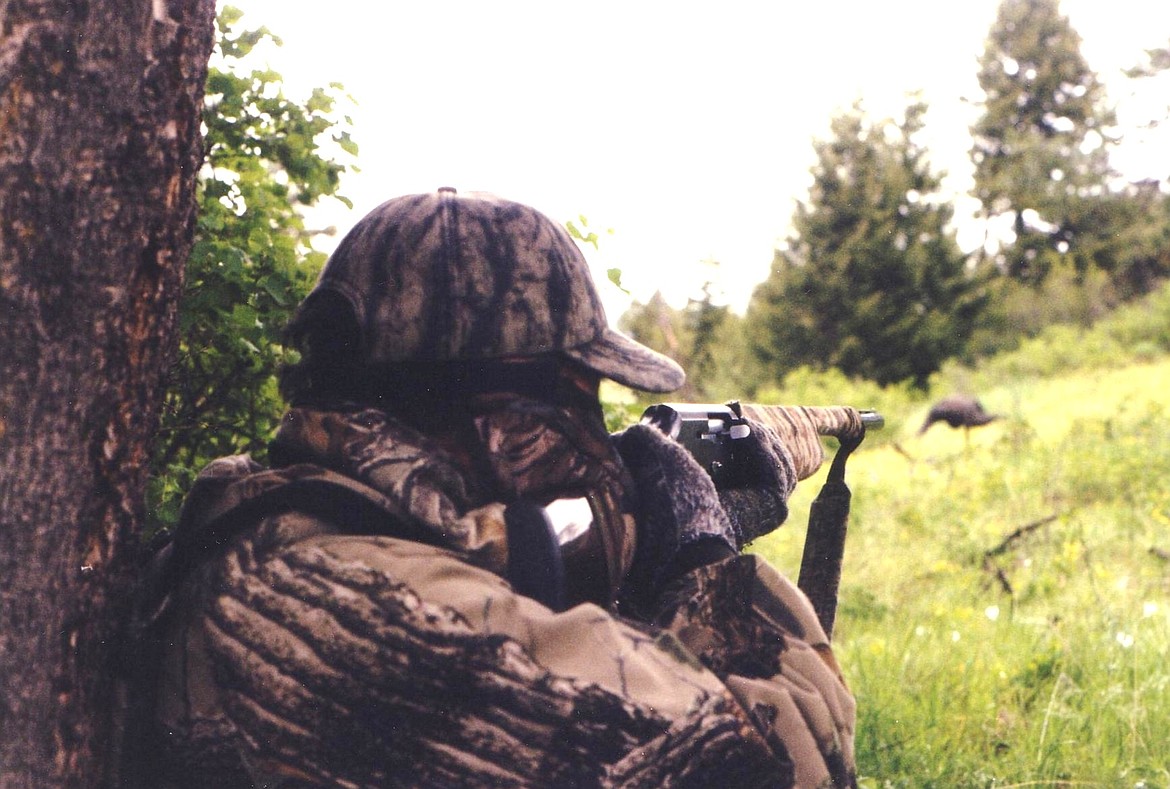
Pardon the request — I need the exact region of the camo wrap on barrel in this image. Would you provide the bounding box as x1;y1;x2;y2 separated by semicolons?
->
738;405;866;481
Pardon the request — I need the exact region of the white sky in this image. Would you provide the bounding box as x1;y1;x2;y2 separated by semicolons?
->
227;0;1170;316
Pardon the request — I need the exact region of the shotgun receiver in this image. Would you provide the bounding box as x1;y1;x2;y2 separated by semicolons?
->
641;400;884;638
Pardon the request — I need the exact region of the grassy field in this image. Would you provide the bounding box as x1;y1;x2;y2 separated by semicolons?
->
754;358;1170;787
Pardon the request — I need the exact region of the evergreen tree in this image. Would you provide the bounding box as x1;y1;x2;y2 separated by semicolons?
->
1109;42;1170;296
684;279;730;399
971;0;1116;283
745;101;986;389
620;290;686;365
618;273;736;400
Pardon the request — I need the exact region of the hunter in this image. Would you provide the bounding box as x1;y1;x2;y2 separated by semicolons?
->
136;188;857;787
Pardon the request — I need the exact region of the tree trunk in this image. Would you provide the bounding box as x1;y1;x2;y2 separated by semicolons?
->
0;1;216;785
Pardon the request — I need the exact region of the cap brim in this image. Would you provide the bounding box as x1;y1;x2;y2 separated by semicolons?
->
564;328;686;393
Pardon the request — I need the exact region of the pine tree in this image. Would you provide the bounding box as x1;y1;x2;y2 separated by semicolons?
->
971;0;1116;282
746;101;986;389
620;291;687;365
619;274;735;400
684;279;730;399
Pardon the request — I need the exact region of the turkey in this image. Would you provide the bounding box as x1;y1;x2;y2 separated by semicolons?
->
918;394;1000;436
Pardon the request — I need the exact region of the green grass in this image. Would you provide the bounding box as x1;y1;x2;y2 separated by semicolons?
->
752;358;1170;788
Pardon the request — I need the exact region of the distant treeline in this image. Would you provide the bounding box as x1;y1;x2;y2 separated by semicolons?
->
620;0;1170;398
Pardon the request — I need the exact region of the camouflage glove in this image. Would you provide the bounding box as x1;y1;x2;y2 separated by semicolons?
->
716;418;797;548
612;424;737;600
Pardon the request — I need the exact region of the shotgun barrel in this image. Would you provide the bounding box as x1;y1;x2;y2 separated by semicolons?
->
641;402;883;482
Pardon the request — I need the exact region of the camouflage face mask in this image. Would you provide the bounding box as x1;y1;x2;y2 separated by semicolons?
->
470;394;620;502
470;394;637;605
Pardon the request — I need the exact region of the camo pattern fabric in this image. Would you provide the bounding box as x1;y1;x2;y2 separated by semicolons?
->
288;189;685;392
145;407;857;787
652;556;857;788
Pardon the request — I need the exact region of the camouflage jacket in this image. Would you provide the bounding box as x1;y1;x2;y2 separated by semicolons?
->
137;406;856;788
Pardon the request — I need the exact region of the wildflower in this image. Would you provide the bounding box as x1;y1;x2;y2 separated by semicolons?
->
1142;601;1158;618
1115;631;1134;649
985;605;1000;622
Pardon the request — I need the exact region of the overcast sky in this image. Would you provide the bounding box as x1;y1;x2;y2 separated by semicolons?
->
228;1;1170;315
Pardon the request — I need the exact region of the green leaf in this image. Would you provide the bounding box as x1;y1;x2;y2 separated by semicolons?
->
337;131;359;157
149;7;360;530
219;5;244;27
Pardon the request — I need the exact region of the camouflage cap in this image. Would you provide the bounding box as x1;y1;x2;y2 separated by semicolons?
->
293;188;685;393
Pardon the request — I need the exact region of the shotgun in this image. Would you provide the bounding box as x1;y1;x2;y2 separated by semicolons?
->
641;401;883;638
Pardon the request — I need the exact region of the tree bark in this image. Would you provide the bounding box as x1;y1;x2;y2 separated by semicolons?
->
0;1;216;785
